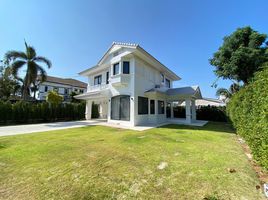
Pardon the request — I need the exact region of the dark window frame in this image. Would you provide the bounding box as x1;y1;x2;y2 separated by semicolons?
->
158;100;165;114
123;61;130;74
113;63;120;75
138;96;149;115
161;73;164;83
106;71;109;84
44;86;48;92
150;100;155;114
165;78;171;88
94;75;102;85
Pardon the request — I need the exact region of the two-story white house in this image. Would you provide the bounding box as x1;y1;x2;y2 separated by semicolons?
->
75;42;202;127
38;76;87;101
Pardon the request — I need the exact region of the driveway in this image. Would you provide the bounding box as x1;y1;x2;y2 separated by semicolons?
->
0;120;103;137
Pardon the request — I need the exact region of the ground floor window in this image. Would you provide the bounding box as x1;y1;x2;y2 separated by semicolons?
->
111;95;130;121
150;100;155;114
138;96;148;115
158;100;165;114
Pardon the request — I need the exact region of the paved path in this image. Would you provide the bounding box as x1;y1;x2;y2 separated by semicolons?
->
0;119;208;137
0;120;154;137
0;120;103;137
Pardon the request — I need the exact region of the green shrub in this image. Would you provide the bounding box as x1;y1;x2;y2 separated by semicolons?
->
0;101;86;125
227;67;268;169
173;105;227;122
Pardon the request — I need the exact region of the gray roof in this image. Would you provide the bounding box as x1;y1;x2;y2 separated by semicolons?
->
166;86;199;96
145;86;202;99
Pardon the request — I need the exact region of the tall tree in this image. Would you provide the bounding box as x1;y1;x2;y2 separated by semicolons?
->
0;60;21;100
4;41;52;100
210;26;268;84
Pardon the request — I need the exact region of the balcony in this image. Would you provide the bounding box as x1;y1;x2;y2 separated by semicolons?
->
109;74;130;87
87;84;109;92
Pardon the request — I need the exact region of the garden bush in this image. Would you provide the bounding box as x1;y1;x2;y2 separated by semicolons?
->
227;67;268;169
0;101;85;125
173;105;227;122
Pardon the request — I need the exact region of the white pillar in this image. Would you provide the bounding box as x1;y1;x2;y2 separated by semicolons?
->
185;99;191;123
170;102;174;118
191;99;196;121
85;100;92;120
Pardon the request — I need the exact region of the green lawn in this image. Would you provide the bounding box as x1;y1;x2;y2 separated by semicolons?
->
0;122;265;200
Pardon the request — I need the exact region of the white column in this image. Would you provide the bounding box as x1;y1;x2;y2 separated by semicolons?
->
85;100;92;120
108;98;111;121
170;102;174;118
191;99;196;121
185;99;191;123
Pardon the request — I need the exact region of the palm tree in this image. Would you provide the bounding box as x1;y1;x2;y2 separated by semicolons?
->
4;41;51;100
216;83;241;100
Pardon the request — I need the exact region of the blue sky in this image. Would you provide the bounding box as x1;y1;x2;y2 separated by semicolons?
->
0;0;267;97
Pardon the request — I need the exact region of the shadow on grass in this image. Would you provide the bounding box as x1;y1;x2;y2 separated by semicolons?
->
157;122;235;134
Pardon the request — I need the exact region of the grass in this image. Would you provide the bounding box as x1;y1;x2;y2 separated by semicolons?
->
0;122;265;199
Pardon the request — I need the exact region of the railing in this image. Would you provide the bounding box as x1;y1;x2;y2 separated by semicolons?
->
87;84;109;92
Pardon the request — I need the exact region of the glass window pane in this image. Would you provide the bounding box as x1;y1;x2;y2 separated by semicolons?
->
150;100;155;114
138;96;148;115
158;100;165;114
113;63;119;75
123;61;130;74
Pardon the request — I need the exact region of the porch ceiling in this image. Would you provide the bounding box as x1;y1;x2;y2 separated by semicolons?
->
74;91;109;100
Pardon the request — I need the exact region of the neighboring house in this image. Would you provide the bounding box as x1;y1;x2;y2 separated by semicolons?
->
37;76;87;101
180;97;226;107
75;42;202;126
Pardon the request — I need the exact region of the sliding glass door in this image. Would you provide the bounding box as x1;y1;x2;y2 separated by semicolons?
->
111;95;130;121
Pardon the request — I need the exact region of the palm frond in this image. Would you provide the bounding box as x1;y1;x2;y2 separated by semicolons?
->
4;51;27;61
10;60;26;79
216;88;231;98
36;64;47;82
26;46;36;59
33;56;52;68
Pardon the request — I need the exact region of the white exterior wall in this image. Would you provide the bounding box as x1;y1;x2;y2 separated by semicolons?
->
134;57;171;126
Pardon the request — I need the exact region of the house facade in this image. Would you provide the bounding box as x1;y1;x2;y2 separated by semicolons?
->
38;76;87;101
75;42;202;126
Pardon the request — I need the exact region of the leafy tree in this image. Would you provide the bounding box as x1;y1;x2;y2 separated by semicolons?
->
4;41;52;100
46;90;63;105
0;61;21;100
210;26;268;84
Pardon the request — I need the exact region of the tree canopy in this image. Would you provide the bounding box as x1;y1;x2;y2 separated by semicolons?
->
4;41;51;100
210;26;268;84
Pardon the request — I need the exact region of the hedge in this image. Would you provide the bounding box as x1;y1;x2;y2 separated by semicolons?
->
227;67;268;169
0;101;85;125
173;105;228;122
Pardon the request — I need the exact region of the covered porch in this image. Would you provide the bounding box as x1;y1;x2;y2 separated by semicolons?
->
75;91;109;120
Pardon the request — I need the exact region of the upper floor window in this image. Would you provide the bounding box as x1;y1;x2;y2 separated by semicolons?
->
64;88;68;94
94;75;102;85
106;71;109;84
113;63;119;75
161;73;164;82
138;96;148;115
80;89;84;93
44;86;48;92
165;78;171;88
123;61;130;74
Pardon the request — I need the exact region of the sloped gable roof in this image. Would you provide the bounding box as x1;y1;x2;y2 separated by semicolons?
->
42;76;87;88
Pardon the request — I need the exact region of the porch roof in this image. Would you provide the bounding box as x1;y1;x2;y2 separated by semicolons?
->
145;86;202;99
74;91;108;100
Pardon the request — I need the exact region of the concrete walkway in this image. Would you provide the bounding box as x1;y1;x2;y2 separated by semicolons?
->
0;120;155;137
0;119;208;137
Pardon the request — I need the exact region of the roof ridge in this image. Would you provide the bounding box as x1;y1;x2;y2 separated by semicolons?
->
112;41;139;47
